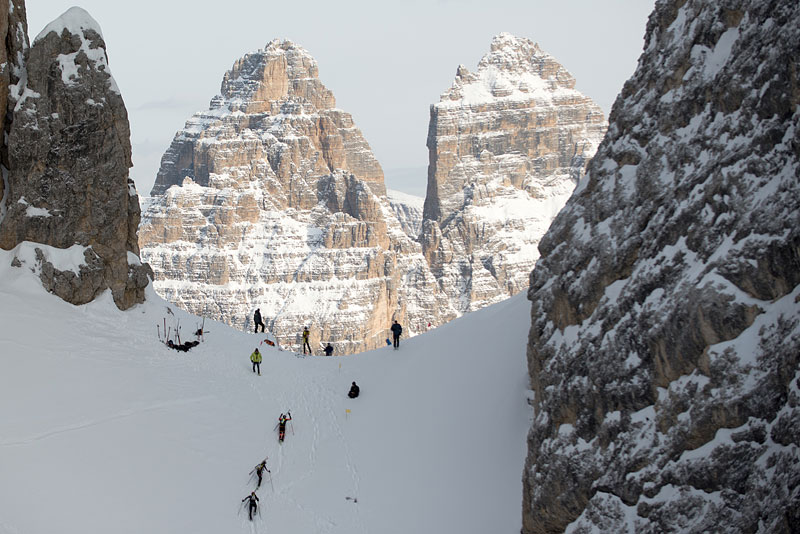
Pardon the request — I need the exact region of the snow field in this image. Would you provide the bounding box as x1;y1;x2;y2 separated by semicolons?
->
0;248;532;534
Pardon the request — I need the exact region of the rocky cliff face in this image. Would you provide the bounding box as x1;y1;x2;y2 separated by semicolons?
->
0;0;27;204
421;33;606;314
523;1;800;532
140;40;450;354
0;6;151;309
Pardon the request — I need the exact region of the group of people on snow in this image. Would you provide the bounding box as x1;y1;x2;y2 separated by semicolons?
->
241;454;272;520
240;409;293;520
252;309;403;356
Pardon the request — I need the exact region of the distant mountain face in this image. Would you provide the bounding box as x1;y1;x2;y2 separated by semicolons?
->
139;40;451;354
523;1;800;532
0;4;150;310
387;189;424;239
140;35;606;353
421;33;606;314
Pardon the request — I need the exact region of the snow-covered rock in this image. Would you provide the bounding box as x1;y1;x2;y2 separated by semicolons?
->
140;40;452;354
421;33;607;314
0;5;151;310
522;1;800;532
387;189;424;238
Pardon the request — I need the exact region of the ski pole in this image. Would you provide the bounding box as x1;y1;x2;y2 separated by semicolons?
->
269;471;274;492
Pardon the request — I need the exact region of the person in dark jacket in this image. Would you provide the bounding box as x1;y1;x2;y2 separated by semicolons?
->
242;491;259;520
254;459;270;489
324;343;334;356
278;412;292;442
390;320;402;349
254;309;265;333
348;381;360;398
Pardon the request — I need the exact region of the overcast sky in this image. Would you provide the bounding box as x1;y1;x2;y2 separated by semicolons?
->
26;1;655;197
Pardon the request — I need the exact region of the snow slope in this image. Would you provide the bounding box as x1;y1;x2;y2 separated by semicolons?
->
0;244;531;534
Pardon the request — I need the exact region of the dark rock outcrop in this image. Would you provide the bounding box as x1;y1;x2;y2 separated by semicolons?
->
0;0;28;207
0;6;151;309
523;1;800;533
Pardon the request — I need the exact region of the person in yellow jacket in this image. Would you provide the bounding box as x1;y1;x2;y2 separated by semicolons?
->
302;327;311;354
250;348;262;375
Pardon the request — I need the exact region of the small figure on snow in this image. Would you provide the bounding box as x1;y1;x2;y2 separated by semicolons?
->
390;320;403;349
250;348;262;375
277;412;292;442
242;491;259;520
302;327;312;354
324;343;334;356
253;459;270;489
348;381;360;399
167;339;199;352
254;308;265;333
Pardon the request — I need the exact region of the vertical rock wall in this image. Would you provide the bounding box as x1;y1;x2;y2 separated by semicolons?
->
0;6;151;309
523;1;800;532
421;34;606;314
0;0;28;214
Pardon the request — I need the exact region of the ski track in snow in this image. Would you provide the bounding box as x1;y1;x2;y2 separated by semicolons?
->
0;396;213;447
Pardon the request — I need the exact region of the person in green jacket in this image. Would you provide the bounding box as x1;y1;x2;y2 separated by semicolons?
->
250;348;262;375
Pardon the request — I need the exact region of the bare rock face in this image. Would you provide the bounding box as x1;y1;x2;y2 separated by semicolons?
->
0;7;151;309
0;0;28;209
523;1;800;533
421;33;606;314
140;40;448;353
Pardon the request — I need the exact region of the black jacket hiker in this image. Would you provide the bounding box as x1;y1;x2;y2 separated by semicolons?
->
254;309;265;333
242;492;259;520
324;344;334;356
255;460;270;489
278;412;292;442
348;382;360;398
390;321;402;348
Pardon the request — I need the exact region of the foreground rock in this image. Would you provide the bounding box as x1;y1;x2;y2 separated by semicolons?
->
140;40;448;353
523;1;800;532
0;6;151;309
421;33;606;314
0;0;27;202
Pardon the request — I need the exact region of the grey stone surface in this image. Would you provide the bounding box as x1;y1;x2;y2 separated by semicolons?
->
0;6;151;309
522;1;800;533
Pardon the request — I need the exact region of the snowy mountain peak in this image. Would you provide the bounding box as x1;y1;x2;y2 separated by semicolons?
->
33;6;104;43
422;34;606;315
440;33;576;106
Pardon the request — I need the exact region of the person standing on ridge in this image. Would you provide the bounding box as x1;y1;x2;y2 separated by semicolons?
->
250;348;262;375
324;343;334;356
242;491;259;520
253;459;270;489
390;320;402;349
254;308;265;333
302;327;311;355
277;412;292;442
